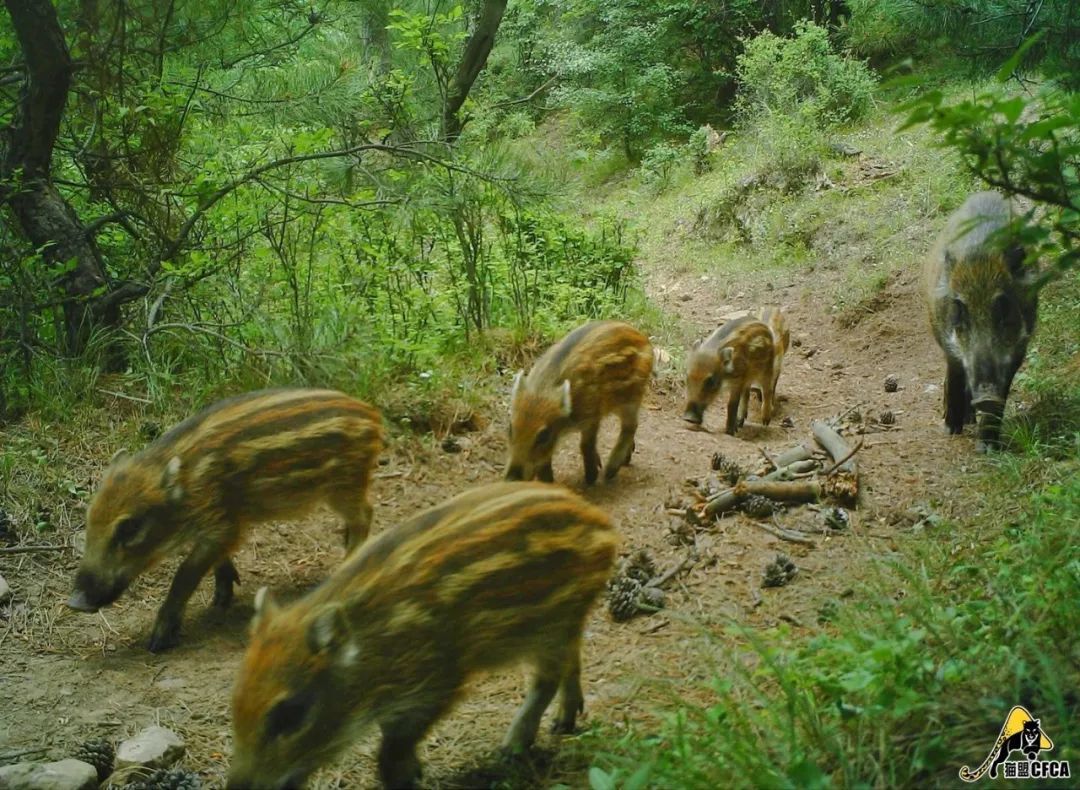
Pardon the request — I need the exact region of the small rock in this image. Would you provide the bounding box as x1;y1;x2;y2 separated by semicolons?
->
440;436;462;453
884;374;899;393
802;347;817;359
0;759;98;790
115;726;185;772
831;362;844;370
780;416;795;429
791;337;802;347
829;141;862;157
679;293;693;302
0;573;11;604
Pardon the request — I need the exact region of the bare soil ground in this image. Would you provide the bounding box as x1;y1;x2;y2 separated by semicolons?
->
0;253;1000;787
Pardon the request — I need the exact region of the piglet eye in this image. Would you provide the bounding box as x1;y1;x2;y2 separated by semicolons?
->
534;427;552;448
112;517;141;547
265;691;314;740
704;375;719;390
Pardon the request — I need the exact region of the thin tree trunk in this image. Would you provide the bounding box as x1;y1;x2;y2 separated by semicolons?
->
1;0;114;355
441;0;508;141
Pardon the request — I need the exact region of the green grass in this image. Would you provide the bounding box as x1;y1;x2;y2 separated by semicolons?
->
585;268;1080;788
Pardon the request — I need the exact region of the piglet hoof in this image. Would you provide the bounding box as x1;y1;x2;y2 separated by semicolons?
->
147;622;181;653
212;585;234;609
551;718;577;735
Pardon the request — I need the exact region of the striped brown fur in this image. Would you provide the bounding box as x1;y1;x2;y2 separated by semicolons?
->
67;388;384;652
506;321;653;484
757;305;791;400
227;482;617;790
683;317;777;435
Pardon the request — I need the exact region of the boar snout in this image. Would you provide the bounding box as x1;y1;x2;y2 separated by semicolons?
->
682;404;704;425
68;570;127;612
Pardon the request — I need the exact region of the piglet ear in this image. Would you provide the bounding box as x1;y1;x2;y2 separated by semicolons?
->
510;371;524;408
559;379;572;417
251;586;278;633
161;456;184;504
720;346;735;374
110;448;130;464
307;604;348;655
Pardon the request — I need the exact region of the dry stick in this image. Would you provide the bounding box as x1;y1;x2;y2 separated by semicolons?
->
751;520;817;546
831;401;865;425
0;545;70;555
645;554;694;590
757;445;777;471
823;437;865;477
96;388;153;404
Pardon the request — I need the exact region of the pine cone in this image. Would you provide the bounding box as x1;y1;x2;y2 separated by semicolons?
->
823;507;850;532
742;494;777;519
884;374;899;393
762;553;798;588
72;738;114;782
623;549;657;585
607;574;643;622
124;768;202;790
879;410;896;425
710;453;743;484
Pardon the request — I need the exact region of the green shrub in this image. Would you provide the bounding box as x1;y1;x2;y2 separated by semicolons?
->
640;142;685;190
736;21;877;128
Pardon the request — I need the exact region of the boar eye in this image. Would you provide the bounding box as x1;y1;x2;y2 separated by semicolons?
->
534;427;552;448
112;517;142;547
951;298;970;331
265;691;314;740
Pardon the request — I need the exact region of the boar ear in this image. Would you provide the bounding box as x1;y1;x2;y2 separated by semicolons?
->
719;346;735;374
251;586;278;631
307;604;348;655
510;370;524;407
110;448;130;464
559;379;572;417
161;456;184;504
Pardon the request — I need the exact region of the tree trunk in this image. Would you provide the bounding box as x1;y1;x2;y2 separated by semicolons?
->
441;0;508;141
1;0;114;355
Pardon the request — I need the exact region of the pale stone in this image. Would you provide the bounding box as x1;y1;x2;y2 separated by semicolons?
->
0;759;98;790
114;725;185;771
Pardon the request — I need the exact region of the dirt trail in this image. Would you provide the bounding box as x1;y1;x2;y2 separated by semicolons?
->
0;256;990;787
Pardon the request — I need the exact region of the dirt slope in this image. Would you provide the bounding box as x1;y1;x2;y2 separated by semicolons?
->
0;256;996;787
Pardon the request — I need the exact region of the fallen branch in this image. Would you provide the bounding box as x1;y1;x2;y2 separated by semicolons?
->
762;459;820;481
0;544;70;555
769;443;816;469
702;479;822;518
645;554;694;589
812;419;857;472
97;388;153;404
757;445;777;472
823;437;864;476
752;520;816;546
812;420;859;503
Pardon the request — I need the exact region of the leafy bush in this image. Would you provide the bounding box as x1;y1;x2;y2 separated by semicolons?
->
901;46;1080;284
640;142;685;190
736;21;877;127
845;0;1080;84
591;460;1080;788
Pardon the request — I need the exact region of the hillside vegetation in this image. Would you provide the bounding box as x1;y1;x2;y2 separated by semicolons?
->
1;2;1078;788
